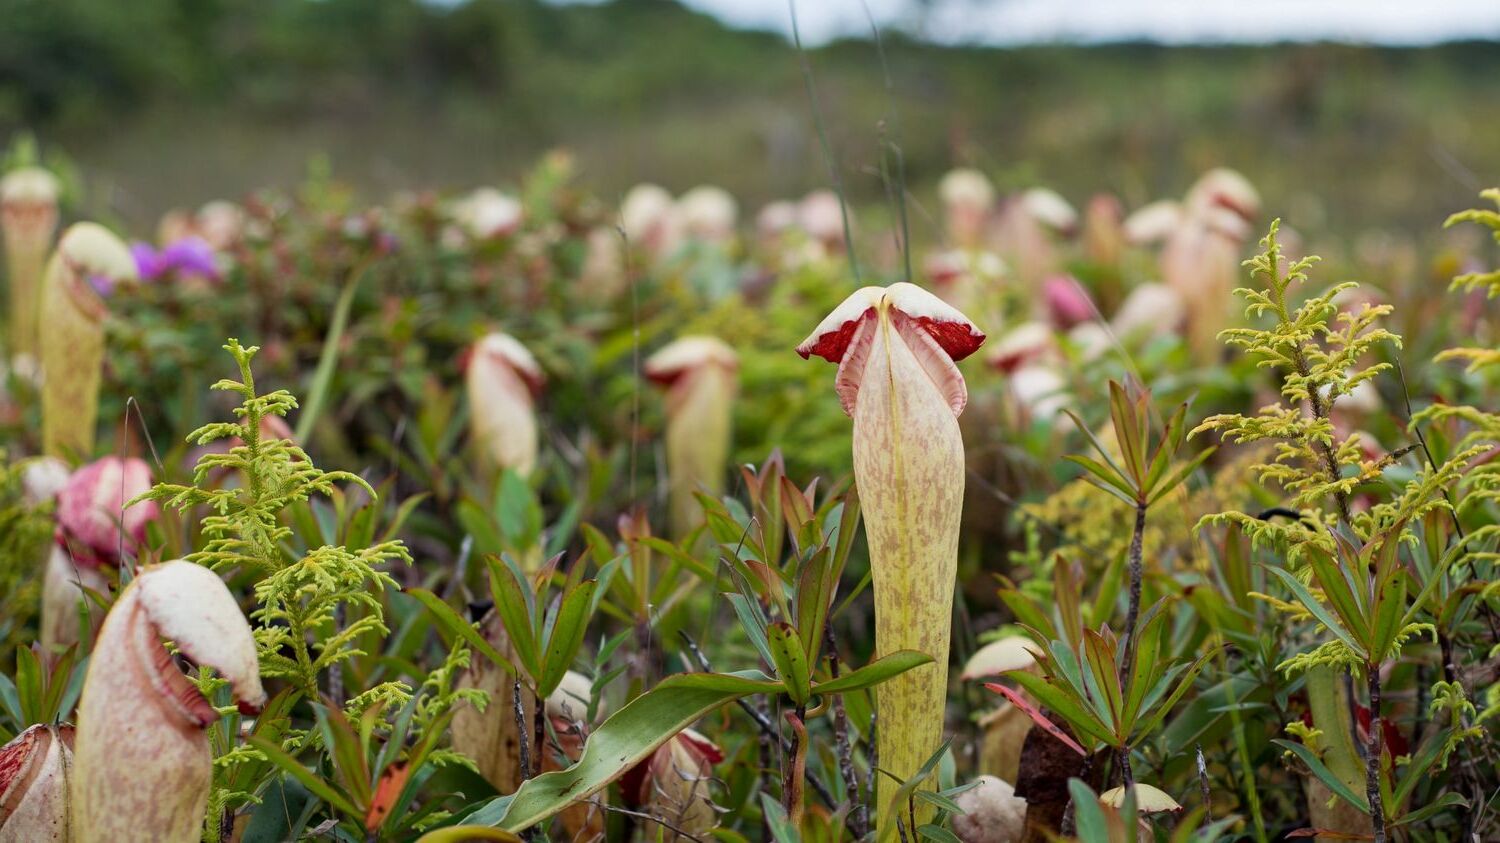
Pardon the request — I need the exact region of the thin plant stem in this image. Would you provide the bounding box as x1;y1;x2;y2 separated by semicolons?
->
825;623;867;838
532;688;546;779
1195;744;1212;814
783;708;808;826
1364;665;1387;843
514;677;531;783
1115;499;1148;791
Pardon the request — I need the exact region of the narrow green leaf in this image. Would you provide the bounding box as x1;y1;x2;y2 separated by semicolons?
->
294;270;362;442
812;649;932;696
1004;672;1115;747
1272;739;1369;811
405;588;515;677
245;735;362;818
1263;566;1366;659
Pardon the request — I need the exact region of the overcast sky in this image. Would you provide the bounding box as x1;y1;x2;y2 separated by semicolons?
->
659;0;1500;45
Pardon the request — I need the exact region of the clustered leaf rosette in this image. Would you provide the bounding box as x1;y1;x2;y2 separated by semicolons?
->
0;723;75;842
42;456;159;653
465;333;544;481
643;336;739;538
39;222;140;459
1;167;61;369
72;560;265;843
798;281;983;824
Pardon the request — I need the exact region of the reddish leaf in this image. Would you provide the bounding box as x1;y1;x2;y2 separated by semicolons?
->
984;682;1087;757
366;761;411;833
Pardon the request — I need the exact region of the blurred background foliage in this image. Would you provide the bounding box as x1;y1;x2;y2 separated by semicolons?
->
1;0;1498;236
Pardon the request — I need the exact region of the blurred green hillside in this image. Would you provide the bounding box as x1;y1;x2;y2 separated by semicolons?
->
2;0;1497;237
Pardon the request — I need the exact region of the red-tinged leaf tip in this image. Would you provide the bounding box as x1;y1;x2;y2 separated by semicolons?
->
983;682;1087;757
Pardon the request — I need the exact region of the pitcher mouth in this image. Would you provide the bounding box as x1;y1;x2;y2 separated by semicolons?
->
131;603;221;729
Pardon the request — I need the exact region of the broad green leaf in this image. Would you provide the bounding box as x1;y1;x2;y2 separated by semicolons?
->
496;671;783;832
1306;549;1368;650
539;579;597;695
795;546;836;665
767;622;812;704
417;827;523;842
487;556;541;678
1082;630;1124;732
1069;778;1110;843
1370;568;1408;663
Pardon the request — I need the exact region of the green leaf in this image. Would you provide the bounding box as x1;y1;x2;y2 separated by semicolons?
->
1082;630;1124;733
417;827;524;842
245;734;362;818
294;270;362;442
1306;549;1368;651
1263;566;1366;659
496;671;783;832
1392;791;1467;828
1064;455;1139;505
795;546;836;665
1272;739;1369;812
985;682;1088;757
1370;568;1408;663
539;579;597;695
487;556;541;679
1064;408;1130;484
1143;403;1187;495
767;622;812;705
1002;672;1114;748
727;592;775;668
917;825;963;843
1069;778;1110;843
405;588;516;678
1108;380;1147;484
876;739;954;843
1132;646;1221;743
1147;445;1216;506
313;703;371;808
812;649;932;696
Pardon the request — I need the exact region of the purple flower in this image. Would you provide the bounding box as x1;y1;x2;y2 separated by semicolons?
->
158;237;220;280
129;242;165;280
130;237;221;282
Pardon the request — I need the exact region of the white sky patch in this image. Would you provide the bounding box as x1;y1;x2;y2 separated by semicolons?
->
656;0;1500;45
